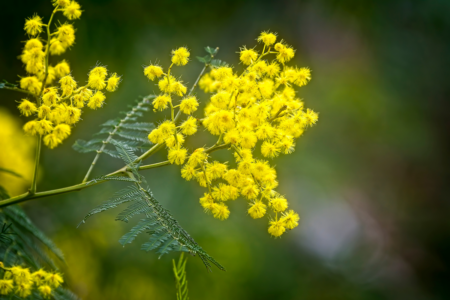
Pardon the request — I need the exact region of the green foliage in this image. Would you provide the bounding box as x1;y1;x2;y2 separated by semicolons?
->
173;253;189;300
79;143;225;271
0;167;23;178
72;96;156;159
0;189;78;299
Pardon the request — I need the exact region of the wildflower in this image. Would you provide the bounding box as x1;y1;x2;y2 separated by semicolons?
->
199;193;214;211
18;99;37;116
23;120;40;135
179;117;197;136
181;164;196;181
37;119;53;135
304;108;318;126
20;76;42;94
258;31;277;46
275;42;295;63
45;273;63;288
270;196;288;212
212;183;231;201
206;161;228;180
88;66;107;90
11;266;31;285
24;38;43;51
187;148;207;167
106;73;121;92
266;61;280;78
261;141;280;158
24;15;43;36
57;23;75;47
168;147;187;165
15;283;32;298
87;91;106;109
165;133;185;148
248;201;266;219
268;219;286;237
152;94;171;111
281;210;300;230
158;120;176;137
211;203;230;220
42;88;59;105
179;96;199;114
63;1;82;20
38;104;52;119
49;38;66;55
60;75;77;97
65;106;81;124
0;279;13;295
53;0;71;6
238;131;257;149
53;124;71;140
293;67;311;87
241;184;259;200
171;47;190;66
240;47;258;65
214;67;233;80
148;128;164;144
144;65;164;81
39;285;52;298
44;133;61;149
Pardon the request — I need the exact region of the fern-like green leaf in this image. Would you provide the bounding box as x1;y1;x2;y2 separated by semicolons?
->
2;206;64;262
173;253;189;300
119;218;157;245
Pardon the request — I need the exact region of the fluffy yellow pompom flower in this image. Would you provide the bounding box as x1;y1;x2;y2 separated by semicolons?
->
275;42;295;63
45;273;63;288
144;65;164;81
65;106;81;124
281;210;300;230
17;99;37;117
57;23;75;47
49;39;66;55
268;219;286;237
38;105;52;119
23;120;40;135
0;279;13;295
44;133;62;149
179;96;199;114
37;119;53;135
38;285;52;298
165;133;185;148
53;0;71;7
11;266;32;285
31;269;48;285
270;196;288;212
211;202;230;220
88;91;106;109
24;15;43;36
42;88;59;105
171;47;190;66
180;116;197;136
64;1;82;20
293;67;311;87
258;31;277;46
187;148;206;167
168;147;187;165
88;66;108;90
152;94;171;111
53;124;71;140
261;141;280;158
248;201;267;219
239;47;258;65
20;76;42;94
60;75;77;96
106;73;121;92
15;283;32;298
54;60;71;77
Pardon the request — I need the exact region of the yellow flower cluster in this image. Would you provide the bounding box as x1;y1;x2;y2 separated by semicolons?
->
0;261;63;298
18;0;121;149
145;32;317;237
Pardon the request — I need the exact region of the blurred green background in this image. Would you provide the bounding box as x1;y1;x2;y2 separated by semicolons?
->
1;0;450;299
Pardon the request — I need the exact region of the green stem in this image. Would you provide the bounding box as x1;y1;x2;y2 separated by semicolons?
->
29;135;42;195
38;5;59;99
1;86;34;96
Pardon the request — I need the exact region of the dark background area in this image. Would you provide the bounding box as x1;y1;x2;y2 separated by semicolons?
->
1;0;450;299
